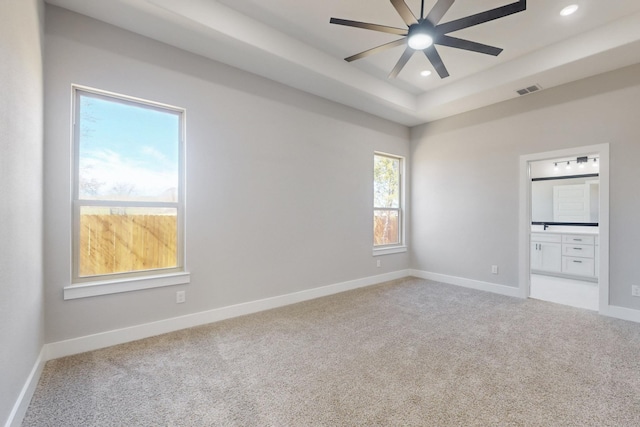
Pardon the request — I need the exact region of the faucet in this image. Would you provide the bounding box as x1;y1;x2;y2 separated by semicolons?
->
543;223;549;230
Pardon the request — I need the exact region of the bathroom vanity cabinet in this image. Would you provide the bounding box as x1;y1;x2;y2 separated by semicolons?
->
531;232;598;280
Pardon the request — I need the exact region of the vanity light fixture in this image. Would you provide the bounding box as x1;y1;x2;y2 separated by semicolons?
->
552;156;599;170
577;155;588;168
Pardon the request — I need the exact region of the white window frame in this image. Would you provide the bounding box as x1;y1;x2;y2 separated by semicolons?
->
65;85;189;300
373;152;407;256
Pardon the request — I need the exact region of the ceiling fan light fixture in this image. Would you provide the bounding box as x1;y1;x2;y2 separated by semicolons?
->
420;70;432;77
407;29;433;50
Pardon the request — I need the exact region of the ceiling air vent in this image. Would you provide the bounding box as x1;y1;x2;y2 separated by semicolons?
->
516;84;542;96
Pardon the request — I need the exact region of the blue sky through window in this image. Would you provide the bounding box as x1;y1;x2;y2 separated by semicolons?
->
78;93;180;202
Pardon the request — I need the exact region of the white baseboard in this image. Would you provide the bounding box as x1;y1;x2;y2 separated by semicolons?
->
409;269;521;298
600;304;640;324
45;270;410;361
4;347;46;427
407;270;640;324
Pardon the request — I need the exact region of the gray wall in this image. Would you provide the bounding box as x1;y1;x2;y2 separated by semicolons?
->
43;7;410;343
411;63;640;309
0;0;45;424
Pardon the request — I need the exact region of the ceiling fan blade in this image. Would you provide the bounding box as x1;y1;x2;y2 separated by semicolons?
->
436;35;503;56
423;46;449;78
436;0;526;34
388;47;414;78
345;39;407;62
390;0;418;26
425;0;455;25
330;18;407;35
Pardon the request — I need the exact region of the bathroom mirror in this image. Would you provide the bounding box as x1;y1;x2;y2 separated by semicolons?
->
531;176;599;224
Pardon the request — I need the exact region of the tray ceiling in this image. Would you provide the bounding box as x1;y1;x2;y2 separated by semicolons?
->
46;0;640;125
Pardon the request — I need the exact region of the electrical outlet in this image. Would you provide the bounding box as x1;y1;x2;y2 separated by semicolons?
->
176;290;186;304
632;286;640;297
376;259;381;268
491;265;499;275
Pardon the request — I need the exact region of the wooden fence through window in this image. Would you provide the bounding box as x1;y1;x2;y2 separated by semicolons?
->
79;214;177;276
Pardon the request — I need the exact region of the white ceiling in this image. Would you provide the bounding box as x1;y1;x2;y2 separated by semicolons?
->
46;0;640;126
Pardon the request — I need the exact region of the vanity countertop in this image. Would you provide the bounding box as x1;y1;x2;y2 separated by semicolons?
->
531;225;599;235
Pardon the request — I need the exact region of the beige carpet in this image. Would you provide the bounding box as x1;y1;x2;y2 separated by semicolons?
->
23;277;640;426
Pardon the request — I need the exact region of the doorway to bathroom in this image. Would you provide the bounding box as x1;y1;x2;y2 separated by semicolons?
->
519;144;610;311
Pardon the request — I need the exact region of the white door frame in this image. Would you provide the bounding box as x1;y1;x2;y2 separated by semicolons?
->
518;144;610;311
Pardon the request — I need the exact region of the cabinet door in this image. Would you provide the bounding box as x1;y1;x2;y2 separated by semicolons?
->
531;242;561;272
531;242;542;270
540;242;562;273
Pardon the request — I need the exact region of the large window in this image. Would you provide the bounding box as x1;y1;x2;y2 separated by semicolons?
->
374;153;403;249
72;87;185;284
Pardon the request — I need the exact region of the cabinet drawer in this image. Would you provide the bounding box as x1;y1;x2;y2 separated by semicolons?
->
562;244;595;258
562;256;595;277
562;235;595;245
531;233;562;243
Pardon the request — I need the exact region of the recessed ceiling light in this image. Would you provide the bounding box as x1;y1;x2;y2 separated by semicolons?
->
420;70;432;77
560;5;579;16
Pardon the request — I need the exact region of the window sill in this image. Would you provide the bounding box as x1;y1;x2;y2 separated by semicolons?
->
63;272;191;300
372;246;407;256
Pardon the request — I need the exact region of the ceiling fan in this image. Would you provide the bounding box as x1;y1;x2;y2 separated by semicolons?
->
330;0;527;79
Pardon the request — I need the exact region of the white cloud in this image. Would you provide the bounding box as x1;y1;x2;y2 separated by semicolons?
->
80;149;178;200
140;145;169;163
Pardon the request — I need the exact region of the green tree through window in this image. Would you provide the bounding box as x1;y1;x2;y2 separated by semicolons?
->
374;153;402;246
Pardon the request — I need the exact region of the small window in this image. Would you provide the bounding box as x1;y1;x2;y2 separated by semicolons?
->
72;87;185;283
373;153;403;248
